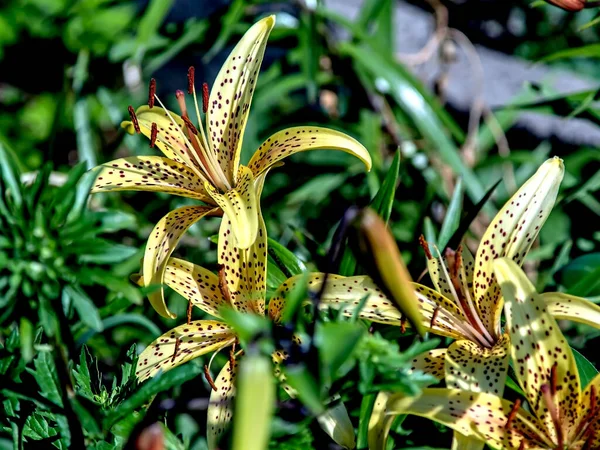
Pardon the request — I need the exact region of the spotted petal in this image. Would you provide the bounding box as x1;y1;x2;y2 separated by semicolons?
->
495;257;581;437
386;388;551;450
207;165;259;250
542;292;600;329
368;392;395;450
413;284;470;341
269;273;403;325
164;258;228;318
122;106;207;176
474;157;564;334
207;359;238;450
408;348;447;382
91;156;212;202
135;320;235;382
248;126;372;178
144;205;220;318
217;201;267;314
207;16;275;182
574;372;600;446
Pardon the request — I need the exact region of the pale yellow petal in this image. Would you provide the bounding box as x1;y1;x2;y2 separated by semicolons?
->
542;292;600;329
144;206;220;319
248;126;371;177
494;258;581;436
414;283;470;340
474;157;564;333
90;156;211;201
367;392;395;450
135;320;235;382
207;359;238;450
409;348;447;382
207;165;258;250
206;16;275;181
386;388;551;449
164;258;227;318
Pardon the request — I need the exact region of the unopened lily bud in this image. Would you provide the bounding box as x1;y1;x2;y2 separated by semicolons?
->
544;0;584;11
350;208;427;336
317;401;356;449
232;352;275;450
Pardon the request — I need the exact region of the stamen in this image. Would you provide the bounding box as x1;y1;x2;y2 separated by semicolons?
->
219;265;233;305
202;82;209;113
400;315;407;334
175;90;188;116
541;384;563;447
187;298;193;325
187;66;195;95
182;115;199;135
550;363;558;396
148;78;156;108
204;365;218;391
150;122;158;148
430;305;441;329
505;399;521;430
171;337;181;363
128;106;141;133
518;441;525;450
419;235;433;259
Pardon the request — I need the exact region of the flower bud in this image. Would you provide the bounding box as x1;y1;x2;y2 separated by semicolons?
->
545;0;585;11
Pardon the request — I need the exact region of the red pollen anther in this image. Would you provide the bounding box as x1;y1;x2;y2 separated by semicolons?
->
202;82;209;113
171;337;181;363
148;78;156;108
400;315;407;334
518;441;526;450
188;66;195;94
419;235;433;260
150;122;158;148
430;305;441;329
550;363;558;396
128;106;140;133
505;399;521;430
204;365;218;391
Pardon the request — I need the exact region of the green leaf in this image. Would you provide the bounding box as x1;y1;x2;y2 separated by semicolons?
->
104;361;204;430
357;394;376;449
573;348;599;389
0;142;23;207
27;351;63;407
267;238;307;279
370;152;400;224
315;322;364;381
136;0;174;47
75;239;137;264
437;178;463;251
283;364;324;415
63;285;103;332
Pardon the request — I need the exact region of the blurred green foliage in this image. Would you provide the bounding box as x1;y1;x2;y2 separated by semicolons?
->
1;0;600;448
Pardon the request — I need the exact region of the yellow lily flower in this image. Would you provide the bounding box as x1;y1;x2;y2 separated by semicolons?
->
90;15;371;319
134;213;386;449
367;157;600;449
383;258;600;450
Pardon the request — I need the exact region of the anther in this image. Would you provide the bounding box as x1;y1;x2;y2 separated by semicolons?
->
202;82;209;113
204;365;218;391
400;315;407;334
505;399;521;430
550;363;558;396
182;115;199;135
128;106;141;133
187;66;195;94
186;298;193;325
171;337;181;363
430;305;441;329
175;90;188;116
518;440;526;450
541;384;563;447
148;78;156;108
150;122;158;148
419;235;433;260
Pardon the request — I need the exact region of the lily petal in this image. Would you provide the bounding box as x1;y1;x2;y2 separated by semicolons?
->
206;16;275;182
414;284;470;341
475;157;564;334
409;348;447;382
269;273;403;325
164;258;228;318
494;258;581;436
445;336;509;450
217;205;267;315
144;205;220;319
445;335;510;396
247;126;372;178
542;292;600;329
135;320;235;382
386;388;550;450
575;372;600;446
122;106;207;175
368;392;395;450
91;156;212;202
207;359;238;450
207;165;259;250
